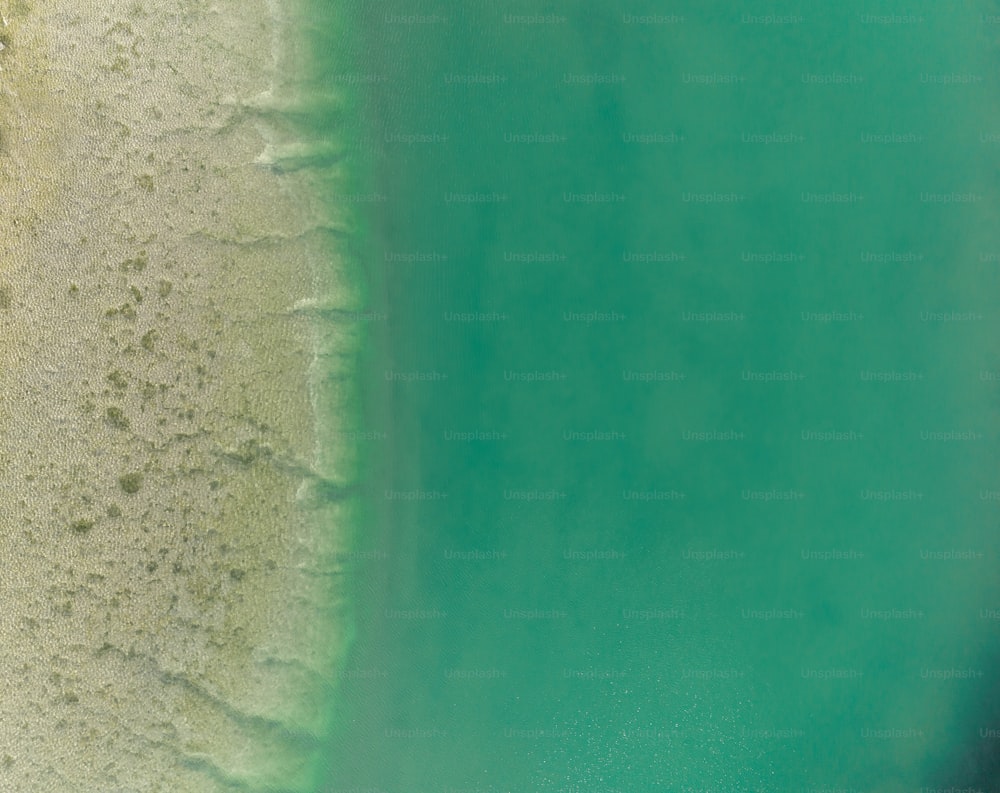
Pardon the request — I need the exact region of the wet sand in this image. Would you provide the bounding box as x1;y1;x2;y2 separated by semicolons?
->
0;1;354;789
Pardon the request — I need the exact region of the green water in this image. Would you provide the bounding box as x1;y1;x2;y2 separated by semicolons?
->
315;2;1000;791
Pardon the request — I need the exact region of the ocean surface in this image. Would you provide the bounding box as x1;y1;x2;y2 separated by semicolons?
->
312;2;1000;791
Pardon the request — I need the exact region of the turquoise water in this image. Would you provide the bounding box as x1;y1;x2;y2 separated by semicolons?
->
315;2;1000;791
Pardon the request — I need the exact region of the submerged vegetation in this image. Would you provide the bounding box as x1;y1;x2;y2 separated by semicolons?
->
118;472;143;494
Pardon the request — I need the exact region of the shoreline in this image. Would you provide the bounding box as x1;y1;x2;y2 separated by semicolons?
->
0;1;355;790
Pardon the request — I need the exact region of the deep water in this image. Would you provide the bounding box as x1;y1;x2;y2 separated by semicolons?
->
317;2;1000;791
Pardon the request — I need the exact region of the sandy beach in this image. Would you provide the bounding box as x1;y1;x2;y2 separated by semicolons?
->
0;1;354;789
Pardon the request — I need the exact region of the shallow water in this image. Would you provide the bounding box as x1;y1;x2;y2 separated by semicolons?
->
316;2;1000;791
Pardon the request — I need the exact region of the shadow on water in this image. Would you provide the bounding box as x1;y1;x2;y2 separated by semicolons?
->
926;633;1000;793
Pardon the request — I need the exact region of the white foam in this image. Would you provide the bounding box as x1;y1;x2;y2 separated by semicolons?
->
254;139;342;172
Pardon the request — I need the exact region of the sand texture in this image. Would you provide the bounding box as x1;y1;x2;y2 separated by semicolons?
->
0;1;355;789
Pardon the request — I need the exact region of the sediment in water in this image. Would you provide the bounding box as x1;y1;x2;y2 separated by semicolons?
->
0;1;359;790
